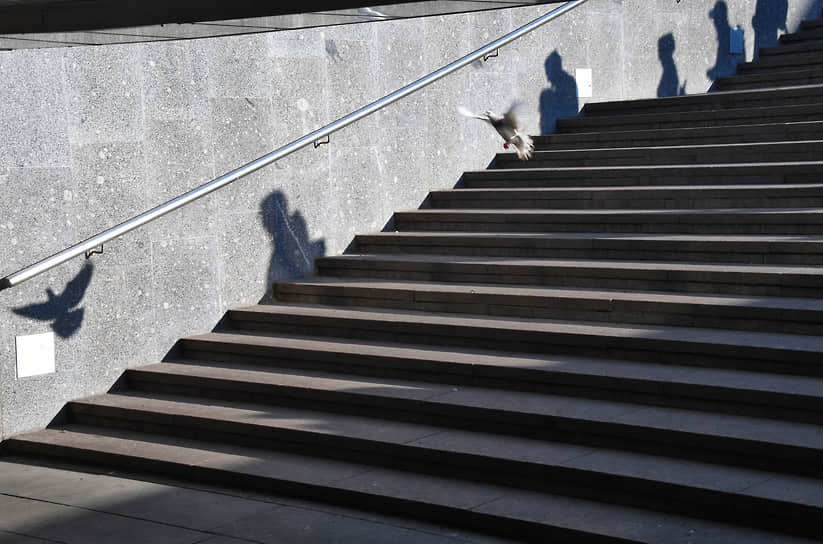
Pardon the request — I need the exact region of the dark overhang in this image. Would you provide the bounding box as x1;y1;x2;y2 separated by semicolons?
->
0;1;564;50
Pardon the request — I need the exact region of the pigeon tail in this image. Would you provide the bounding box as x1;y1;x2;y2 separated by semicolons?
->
510;132;534;161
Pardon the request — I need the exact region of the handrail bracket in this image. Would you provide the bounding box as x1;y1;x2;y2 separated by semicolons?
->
85;245;104;259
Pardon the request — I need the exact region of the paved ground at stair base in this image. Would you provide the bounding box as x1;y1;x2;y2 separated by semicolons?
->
0;458;512;544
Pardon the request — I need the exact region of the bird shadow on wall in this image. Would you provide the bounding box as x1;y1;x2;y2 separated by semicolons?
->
260;191;326;301
707;1;746;86
539;50;579;135
12;262;94;339
657;33;687;97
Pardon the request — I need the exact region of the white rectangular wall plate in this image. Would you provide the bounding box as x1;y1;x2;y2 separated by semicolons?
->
16;332;56;379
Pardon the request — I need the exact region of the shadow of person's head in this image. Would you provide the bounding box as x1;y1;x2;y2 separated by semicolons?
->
260;190;326;285
709;1;729;29
658;33;675;62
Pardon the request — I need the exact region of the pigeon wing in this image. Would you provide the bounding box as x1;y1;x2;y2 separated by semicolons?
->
456;106;488;121
62;263;94;309
12;299;58;320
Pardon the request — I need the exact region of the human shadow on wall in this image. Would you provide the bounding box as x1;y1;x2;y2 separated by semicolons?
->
707;1;746;84
539;50;579;135
657;33;687;97
800;0;823;29
260;191;326;296
12;262;94;338
752;0;787;59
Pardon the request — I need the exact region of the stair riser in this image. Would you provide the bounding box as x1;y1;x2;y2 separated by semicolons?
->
532;123;823;149
125;364;823;480
581;88;823;116
316;259;823;298
273;285;823;336
225;310;823;374
164;339;823;425
714;73;823;91
781;36;823;47
2;438;589;544
62;403;823;531
782;28;823;43
461;165;820;189
392;216;823;235
430;194;823;210
353;237;823;265
738;57;823;74
172;344;823;424
495;145;823;167
759;41;823;57
557;108;823;132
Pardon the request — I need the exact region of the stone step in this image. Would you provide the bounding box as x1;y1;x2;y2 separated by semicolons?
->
557;102;823;132
495;141;823;168
759;39;823;57
459;163;822;188
737;53;823;74
428;184;823;210
6;427;816;543
163;334;823;424
273;277;823;335
532;120;823;149
352;231;823;265
579;84;823;116
50;392;823;536
782;24;823;44
391;208;823;235
118;359;823;476
316;254;823;298
713;68;823;91
223;304;823;375
798;17;823;32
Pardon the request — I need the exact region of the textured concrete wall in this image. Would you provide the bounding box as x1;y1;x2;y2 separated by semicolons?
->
1;0;820;438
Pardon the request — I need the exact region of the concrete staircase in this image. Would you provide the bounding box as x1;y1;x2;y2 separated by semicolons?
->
6;18;823;544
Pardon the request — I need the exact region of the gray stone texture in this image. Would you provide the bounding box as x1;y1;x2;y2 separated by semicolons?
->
1;0;821;438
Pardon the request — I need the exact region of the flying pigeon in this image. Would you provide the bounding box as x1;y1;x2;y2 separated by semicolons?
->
458;104;534;160
12;263;94;338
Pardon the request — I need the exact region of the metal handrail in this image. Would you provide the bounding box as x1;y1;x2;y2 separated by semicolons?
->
0;0;589;291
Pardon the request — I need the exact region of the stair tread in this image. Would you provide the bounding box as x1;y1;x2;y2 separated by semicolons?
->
503;139;823;155
534;119;823;142
278;277;823;312
398;207;823;217
437;183;823;194
228;303;823;355
562;102;823;123
359;231;823;242
11;427;815;544
70;392;823;507
133;359;823;451
465;160;823;175
182;330;823;399
183;333;823;399
322;253;823;275
581;83;823;111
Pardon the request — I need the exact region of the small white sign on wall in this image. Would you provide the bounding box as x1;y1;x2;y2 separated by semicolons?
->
16;332;55;378
576;68;593;98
